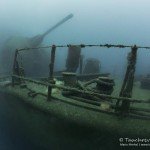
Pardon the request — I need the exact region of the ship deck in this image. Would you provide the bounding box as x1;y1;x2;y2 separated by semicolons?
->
0;77;150;137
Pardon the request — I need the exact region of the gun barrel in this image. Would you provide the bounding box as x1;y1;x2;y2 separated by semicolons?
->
43;13;74;37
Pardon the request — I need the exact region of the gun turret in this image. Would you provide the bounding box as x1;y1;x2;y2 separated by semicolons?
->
29;13;73;47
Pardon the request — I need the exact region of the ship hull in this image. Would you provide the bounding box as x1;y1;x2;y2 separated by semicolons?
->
0;83;150;138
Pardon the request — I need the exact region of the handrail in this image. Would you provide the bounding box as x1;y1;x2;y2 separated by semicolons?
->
17;44;150;51
10;43;149;116
12;75;150;104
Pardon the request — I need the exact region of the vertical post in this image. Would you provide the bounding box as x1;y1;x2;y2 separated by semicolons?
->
116;45;138;114
12;49;19;86
47;45;56;101
79;55;83;74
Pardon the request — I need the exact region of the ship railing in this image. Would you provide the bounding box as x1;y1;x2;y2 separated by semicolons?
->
11;75;149;103
11;74;150;118
17;44;150;51
11;43;150;118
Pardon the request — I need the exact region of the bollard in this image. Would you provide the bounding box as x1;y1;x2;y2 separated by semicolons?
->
62;72;77;87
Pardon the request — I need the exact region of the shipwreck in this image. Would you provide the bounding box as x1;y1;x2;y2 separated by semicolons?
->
0;43;150;137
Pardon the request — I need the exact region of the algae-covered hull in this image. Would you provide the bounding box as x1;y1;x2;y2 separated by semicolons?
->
0;78;150;138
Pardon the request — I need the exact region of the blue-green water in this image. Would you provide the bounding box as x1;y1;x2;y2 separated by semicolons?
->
0;92;121;150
